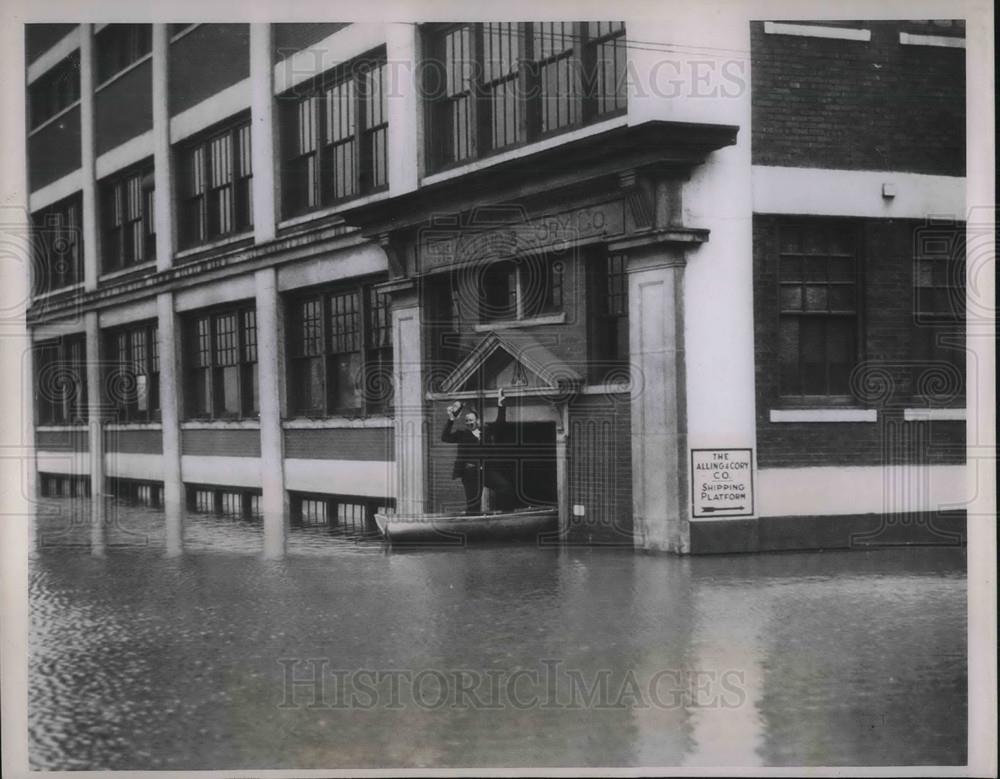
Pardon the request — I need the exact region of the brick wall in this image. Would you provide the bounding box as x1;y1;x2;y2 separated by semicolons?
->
273;24;350;61
169;25;250;116
751;21;965;175
181;428;261;457
28;106;81;191
104;429;163;454
283;427;393;461
37;428;88;451
95;58;152;155
754;214;966;467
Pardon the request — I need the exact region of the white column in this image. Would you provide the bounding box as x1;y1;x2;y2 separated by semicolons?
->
255;267;288;557
250;24;278;243
385;23;420;195
79;25;100;291
157;292;184;555
627;250;689;553
152;24;176;271
84;311;105;554
387;280;425;514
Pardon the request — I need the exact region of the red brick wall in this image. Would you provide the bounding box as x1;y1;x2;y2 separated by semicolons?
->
751;21;965;175
753;215;966;467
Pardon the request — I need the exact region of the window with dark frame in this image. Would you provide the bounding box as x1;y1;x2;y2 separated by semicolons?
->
287;279;393;417
34;335;88;425
777;219;861;399
913;225;966;403
104;320;160;422
477;253;565;323
588;250;629;384
290;492;393;535
29;52;80;129
424;22;627;171
280;52;389;218
100;162;156;273
186;484;263;520
32;194;84;294
95;24;152;85
184;304;259;420
178;117;253;250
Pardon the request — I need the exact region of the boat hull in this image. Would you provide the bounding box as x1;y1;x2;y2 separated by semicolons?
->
374;508;559;544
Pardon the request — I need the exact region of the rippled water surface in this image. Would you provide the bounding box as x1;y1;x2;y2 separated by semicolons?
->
29;498;966;770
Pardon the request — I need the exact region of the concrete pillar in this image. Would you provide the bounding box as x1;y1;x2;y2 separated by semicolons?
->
625;248;689;553
157;292;184;555
152;24;176;271
385;23;420;194
250;24;278;244
84;311;105;554
255;267;288;557
382;279;425;515
79;25;100;291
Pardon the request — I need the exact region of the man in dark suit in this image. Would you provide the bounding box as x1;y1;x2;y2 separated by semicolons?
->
441;388;517;515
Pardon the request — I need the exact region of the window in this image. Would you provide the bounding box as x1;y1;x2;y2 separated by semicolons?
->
186;484;262;519
280;53;388;217
588;250;629;383
107;477;163;507
478;253;565;323
184;305;258;419
913;223;965;403
29;53;80;129
287;279;393;416
178;117;253;249
425;22;626;170
95;24;152;85
32;194;83;294
34;334;88;425
104;321;159;422
100;162;156;272
290;492;393;536
777;220;860;399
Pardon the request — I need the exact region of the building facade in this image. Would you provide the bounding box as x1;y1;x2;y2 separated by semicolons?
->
23;19;967;555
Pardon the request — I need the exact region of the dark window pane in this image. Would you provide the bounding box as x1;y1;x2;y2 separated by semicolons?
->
778;317;800;396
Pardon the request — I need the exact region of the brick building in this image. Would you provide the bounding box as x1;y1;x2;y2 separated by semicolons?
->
22;19;967;555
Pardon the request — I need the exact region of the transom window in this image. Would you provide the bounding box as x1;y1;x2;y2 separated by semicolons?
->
280;53;389;217
34;334;88;425
104;320;159;422
477;253;565;323
287;279;393;416
184;305;259;419
100;162;155;273
424;22;627;171
32;193;83;294
95;24;152;85
777;219;860;399
178;117;253;250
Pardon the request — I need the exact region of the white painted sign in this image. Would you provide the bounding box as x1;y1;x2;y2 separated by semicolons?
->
691;449;754;518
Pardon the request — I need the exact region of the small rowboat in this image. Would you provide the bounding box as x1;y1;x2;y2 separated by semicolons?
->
374;507;559;544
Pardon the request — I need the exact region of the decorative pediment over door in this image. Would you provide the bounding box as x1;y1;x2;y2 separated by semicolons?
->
438;331;583;399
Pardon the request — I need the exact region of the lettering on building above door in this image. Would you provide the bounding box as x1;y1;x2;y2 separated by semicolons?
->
691;449;755;518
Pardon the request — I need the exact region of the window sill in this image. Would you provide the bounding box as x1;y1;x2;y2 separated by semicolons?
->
105;422;163;431
899;31;965;48
170;25;200;43
769;408;877;423
278;189;390;233
283;416;394;429
94;53;153;94
180;419;260;430
763;22;871;41
902;408;966;422
473;312;566;332
28;100;83;138
36;424;89;432
32;282;85;302
175;231;254;262
99;260;157;283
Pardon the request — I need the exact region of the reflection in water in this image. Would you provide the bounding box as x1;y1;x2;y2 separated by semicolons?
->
29;497;966;769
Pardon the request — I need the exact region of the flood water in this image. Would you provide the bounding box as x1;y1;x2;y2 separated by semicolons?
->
29;497;967;770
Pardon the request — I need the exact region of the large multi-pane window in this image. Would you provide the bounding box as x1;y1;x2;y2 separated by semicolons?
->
425;22;627;170
478;253;565;323
178;117;253;249
588;250;629;383
95;24;152;85
777;219;860;399
290;492;393;536
280;53;389;217
32;194;83;294
29;53;80;129
287;280;393;416
104;321;159;422
184;305;259;419
34;335;88;425
100;162;155;272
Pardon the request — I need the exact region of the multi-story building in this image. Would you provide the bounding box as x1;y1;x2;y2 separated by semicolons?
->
23;19;967;555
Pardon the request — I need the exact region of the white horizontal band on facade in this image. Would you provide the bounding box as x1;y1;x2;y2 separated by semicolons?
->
903;407;967;422
31;319;85;343
95;130;154;180
29;170;83;212
173;274;257;312
282;417;393;429
105;452;164;480
284;458;395;498
97;297;158;329
762;22;871;42
769;408;877;423
26;27;81;85
272;23;378;96
181;455;261;488
169;78;252;144
899;32;965;48
37;450;89;475
277;243;387;292
752;166;965;219
758;464;967;517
